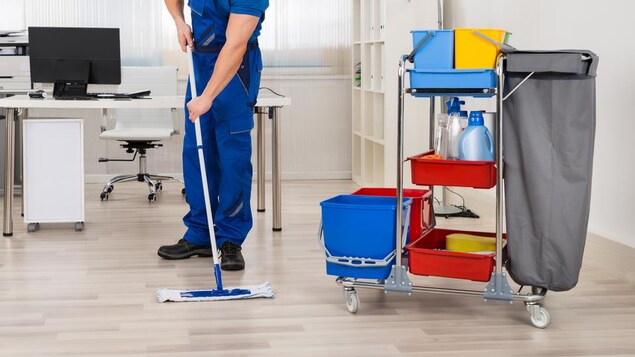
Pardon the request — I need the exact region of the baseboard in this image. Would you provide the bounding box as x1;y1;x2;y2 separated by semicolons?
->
276;171;352;180
84;174;184;184
84;171;351;184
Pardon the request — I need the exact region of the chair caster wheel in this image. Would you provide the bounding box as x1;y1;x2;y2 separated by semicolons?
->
155;182;162;191
75;222;84;231
100;192;109;201
106;185;114;193
148;193;157;202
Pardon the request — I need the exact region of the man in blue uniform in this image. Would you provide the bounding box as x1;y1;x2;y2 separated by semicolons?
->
158;0;268;270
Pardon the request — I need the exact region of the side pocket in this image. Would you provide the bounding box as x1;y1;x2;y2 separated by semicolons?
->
194;23;216;48
236;51;251;97
250;51;263;107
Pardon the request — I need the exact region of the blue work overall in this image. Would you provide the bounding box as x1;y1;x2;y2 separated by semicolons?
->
183;0;265;247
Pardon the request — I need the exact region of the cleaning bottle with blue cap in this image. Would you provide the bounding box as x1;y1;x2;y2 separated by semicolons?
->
446;97;464;160
459;111;494;161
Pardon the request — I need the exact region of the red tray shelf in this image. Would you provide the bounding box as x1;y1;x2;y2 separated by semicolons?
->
409;150;496;189
406;228;506;282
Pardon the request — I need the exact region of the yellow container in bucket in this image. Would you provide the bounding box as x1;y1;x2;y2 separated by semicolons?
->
454;28;507;69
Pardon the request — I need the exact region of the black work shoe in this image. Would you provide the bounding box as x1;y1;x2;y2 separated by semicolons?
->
157;239;212;260
219;242;245;271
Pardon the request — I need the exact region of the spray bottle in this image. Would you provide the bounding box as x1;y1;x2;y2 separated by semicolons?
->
434;113;449;158
445;97;464;160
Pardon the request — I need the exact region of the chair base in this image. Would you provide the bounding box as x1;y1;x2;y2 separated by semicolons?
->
100;143;184;202
100;174;184;202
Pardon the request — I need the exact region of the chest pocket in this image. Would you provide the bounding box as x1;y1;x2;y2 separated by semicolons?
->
188;0;206;15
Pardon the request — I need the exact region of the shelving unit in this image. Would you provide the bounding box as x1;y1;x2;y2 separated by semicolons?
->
351;0;437;187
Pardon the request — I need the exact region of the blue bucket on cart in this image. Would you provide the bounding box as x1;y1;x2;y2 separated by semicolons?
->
319;195;412;279
411;30;454;69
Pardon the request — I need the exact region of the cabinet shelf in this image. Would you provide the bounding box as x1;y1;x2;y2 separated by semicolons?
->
365;136;385;145
352;0;434;187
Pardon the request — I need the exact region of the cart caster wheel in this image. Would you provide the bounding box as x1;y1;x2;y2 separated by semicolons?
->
106;185;114;193
527;305;551;329
100;192;109;201
148;193;157;202
74;222;84;232
345;290;359;314
155;182;162;191
27;223;38;233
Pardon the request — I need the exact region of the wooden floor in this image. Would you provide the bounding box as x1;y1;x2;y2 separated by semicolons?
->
1;180;634;356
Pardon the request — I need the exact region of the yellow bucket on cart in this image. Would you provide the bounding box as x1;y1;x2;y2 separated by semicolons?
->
454;28;508;69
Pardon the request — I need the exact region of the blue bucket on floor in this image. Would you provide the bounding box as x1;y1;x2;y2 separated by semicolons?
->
411;30;454;69
319;195;412;279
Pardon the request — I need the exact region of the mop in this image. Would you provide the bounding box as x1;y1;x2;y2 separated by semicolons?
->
156;46;274;303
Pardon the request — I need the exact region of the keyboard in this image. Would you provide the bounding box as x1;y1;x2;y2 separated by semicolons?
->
86;90;151;99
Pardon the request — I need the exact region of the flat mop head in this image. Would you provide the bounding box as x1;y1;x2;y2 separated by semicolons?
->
156;282;274;302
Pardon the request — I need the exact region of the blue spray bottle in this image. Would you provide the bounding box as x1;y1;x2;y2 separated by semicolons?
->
459;111;494;161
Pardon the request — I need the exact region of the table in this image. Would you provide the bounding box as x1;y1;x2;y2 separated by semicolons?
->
0;92;290;236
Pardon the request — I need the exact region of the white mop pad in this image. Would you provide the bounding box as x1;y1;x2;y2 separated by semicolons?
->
156;282;274;302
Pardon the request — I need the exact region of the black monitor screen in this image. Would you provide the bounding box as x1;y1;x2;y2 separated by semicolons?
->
29;27;121;85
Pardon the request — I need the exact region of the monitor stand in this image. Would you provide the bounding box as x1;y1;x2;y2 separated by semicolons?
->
53;81;89;99
52;60;91;99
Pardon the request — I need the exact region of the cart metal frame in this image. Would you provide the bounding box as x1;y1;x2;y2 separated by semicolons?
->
334;54;551;329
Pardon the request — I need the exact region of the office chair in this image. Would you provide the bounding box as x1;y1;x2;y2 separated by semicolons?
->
98;66;183;202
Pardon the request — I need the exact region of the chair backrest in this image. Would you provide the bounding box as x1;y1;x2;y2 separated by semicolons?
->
111;66;178;132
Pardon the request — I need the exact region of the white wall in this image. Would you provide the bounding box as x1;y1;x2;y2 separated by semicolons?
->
26;76;352;183
446;0;635;248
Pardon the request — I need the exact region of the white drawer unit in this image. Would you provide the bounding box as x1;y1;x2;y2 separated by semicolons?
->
23;119;85;232
0;55;31;90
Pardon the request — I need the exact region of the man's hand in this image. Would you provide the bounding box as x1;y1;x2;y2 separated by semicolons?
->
176;21;194;52
164;0;192;52
187;96;213;122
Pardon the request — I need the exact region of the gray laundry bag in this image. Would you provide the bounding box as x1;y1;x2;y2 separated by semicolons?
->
502;50;599;291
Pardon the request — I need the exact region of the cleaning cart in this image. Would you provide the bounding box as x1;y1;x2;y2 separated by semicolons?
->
320;29;598;328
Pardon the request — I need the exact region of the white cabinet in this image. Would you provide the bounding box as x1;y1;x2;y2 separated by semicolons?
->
352;0;438;187
23;119;85;231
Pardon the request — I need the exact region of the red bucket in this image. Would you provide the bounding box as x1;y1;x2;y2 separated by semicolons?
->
352;188;432;242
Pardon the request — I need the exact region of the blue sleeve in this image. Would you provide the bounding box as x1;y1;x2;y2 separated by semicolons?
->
230;0;269;17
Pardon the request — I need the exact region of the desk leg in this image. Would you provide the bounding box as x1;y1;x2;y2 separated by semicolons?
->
19;109;26;218
272;107;282;231
256;111;265;212
3;108;16;237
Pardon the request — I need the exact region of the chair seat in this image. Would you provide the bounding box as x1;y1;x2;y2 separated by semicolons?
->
100;128;174;141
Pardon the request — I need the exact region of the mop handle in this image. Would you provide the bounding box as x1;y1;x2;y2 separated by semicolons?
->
186;46;223;289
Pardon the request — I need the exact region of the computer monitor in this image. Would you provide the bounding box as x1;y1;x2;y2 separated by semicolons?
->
28;27;121;98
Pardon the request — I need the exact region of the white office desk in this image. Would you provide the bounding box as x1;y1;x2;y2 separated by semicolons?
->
0;93;291;236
